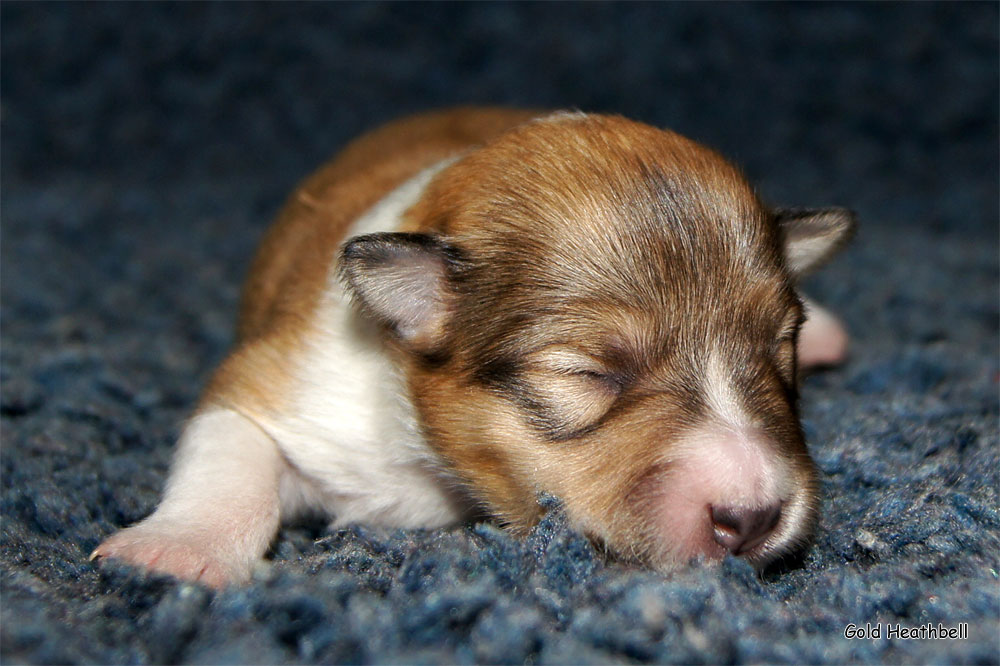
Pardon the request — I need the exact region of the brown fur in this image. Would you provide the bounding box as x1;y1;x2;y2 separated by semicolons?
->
95;108;853;587
202;108;540;416
214;108;839;569
393;113;817;564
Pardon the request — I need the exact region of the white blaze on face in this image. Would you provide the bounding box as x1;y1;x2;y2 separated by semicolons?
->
649;350;791;562
703;352;754;431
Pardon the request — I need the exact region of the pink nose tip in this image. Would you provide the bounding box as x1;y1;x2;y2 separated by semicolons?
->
711;503;782;555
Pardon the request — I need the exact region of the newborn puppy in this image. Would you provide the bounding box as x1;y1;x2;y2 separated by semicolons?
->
93;108;855;587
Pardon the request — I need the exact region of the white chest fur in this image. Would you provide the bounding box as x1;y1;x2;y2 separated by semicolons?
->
259;159;463;528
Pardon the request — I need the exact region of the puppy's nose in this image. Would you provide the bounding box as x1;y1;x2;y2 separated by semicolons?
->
711;503;782;555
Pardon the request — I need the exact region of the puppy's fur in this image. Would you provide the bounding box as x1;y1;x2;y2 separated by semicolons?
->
94;108;855;587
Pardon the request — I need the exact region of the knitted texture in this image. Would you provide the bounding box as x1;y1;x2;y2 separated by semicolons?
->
2;3;997;663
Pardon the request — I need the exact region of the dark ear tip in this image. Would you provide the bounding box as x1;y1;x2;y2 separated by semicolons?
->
775;206;859;237
340;236;363;259
775;205;856;221
340;232;451;257
844;208;859;229
339;234;394;286
830;208;859;242
341;232;395;257
339;234;380;266
776;206;858;277
836;206;859;225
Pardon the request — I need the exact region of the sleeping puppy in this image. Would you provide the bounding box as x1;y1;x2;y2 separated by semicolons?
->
93;108;855;587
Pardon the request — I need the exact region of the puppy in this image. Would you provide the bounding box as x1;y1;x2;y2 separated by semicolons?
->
93;108;855;587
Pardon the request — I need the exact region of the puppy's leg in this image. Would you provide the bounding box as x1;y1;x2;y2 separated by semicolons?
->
92;407;284;588
798;295;850;369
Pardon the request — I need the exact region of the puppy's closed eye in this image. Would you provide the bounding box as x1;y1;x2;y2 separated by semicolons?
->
774;336;797;387
519;347;622;440
772;309;803;386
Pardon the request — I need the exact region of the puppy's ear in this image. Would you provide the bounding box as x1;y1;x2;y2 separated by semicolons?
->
776;207;857;277
339;232;458;354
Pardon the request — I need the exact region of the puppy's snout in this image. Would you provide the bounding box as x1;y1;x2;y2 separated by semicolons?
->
710;502;782;555
633;423;809;568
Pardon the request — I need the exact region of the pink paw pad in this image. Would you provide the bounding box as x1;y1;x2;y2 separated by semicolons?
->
91;524;246;589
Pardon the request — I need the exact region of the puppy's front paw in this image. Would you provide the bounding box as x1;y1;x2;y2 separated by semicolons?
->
92;520;251;588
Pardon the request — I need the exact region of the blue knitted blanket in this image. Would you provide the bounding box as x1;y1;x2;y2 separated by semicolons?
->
2;3;997;663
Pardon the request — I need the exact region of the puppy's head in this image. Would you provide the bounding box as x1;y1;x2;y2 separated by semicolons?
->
341;113;854;570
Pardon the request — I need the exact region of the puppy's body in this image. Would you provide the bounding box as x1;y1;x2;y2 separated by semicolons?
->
95;108;854;587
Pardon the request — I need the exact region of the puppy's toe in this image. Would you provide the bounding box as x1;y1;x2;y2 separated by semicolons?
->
92;522;247;588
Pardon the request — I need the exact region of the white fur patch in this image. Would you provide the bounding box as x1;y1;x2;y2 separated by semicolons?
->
703;351;752;430
94;408;285;585
351;158;457;237
640;351;789;560
651;424;788;562
162;409;284;516
254;159;463;528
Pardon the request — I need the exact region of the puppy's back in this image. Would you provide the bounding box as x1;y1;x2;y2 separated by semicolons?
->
238;107;541;341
